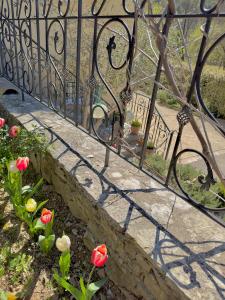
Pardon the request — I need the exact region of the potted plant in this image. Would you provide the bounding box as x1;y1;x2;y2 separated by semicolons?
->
130;119;142;135
146;141;155;155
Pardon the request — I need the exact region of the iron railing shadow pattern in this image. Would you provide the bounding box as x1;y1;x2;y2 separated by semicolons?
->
0;0;225;227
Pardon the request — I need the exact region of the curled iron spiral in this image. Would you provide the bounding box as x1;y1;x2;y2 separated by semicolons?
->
92;17;134;144
173;149;225;212
200;0;222;14
196;32;225;136
42;0;70;18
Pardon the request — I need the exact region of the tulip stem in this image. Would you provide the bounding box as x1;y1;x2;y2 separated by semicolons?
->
87;266;95;286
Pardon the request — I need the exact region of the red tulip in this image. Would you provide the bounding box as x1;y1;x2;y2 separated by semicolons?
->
40;208;52;224
0;118;5;128
16;157;29;171
91;244;108;267
9;125;21;138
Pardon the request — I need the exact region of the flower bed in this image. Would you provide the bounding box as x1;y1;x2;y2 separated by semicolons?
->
0;117;122;300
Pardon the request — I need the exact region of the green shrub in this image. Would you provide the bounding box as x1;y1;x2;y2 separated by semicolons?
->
147;141;155;149
145;153;169;178
145;154;225;209
200;66;225;119
158;90;181;110
131;119;142;128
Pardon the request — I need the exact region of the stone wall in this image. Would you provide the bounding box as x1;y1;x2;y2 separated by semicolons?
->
1;87;225;300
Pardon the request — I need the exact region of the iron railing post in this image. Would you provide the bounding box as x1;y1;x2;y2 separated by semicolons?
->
139;18;170;169
89;18;98;133
10;0;20;89
35;0;43;102
75;0;82;126
165;17;212;185
63;18;68;118
165;131;174;160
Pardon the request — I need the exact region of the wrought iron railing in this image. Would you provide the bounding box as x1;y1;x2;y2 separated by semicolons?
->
0;0;225;227
127;91;174;159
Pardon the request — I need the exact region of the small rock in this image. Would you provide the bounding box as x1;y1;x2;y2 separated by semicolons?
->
72;228;78;235
97;268;105;278
42;184;54;192
106;289;114;299
87;155;94;158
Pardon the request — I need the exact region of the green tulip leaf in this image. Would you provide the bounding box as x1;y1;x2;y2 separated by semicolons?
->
32;200;48;218
79;276;86;295
21;185;32;194
24;178;44;201
59;251;71;279
34;218;46;231
38;234;55;254
53;271;83;300
0;290;7;300
87;278;107;299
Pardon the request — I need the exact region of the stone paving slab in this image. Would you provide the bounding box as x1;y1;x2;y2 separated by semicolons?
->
156;102;225;164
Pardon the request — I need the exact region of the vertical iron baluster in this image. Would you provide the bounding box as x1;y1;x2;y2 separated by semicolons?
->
63;17;68;118
155;123;162;148
165;131;174;160
17;8;26;100
28;18;35;97
165;125;183;185
152;114;158;143
0;10;4;77
45;17;50;107
35;0;43;102
187;18;212;103
8;9;15;83
166;17;212;184
75;0;82;126
89;18;98;133
139;19;170;168
10;0;20;88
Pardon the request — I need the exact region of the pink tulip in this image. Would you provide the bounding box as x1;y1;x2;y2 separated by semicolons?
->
40;208;52;224
16;157;29;171
9;126;21;138
91;244;108;267
0;118;5;128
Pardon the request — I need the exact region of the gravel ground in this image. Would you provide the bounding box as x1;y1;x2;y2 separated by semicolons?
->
0;168;124;300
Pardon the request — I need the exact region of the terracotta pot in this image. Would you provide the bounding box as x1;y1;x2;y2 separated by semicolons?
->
145;148;156;156
131;126;140;135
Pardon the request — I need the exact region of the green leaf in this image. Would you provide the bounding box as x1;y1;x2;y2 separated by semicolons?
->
21;185;32;194
59;251;71;279
24;178;44;201
87;278;107;299
0;267;4;277
32;199;48;218
0;290;7;300
38;234;55;254
53;271;83;300
79;277;86;296
34;218;46;231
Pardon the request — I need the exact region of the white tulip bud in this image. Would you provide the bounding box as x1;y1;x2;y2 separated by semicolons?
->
56;235;71;252
8;160;18;173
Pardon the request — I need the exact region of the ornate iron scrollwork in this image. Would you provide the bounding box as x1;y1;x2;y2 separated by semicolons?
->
173;149;225;212
177;106;192;127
